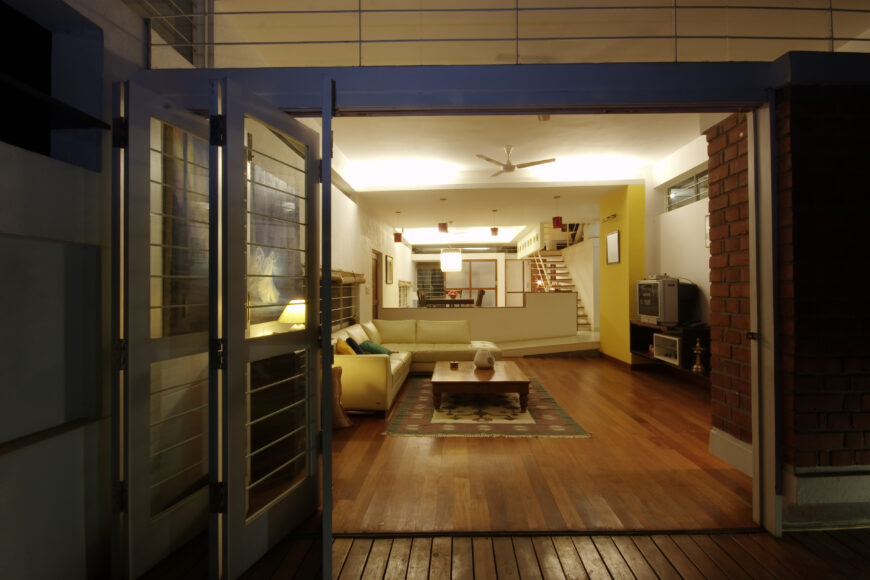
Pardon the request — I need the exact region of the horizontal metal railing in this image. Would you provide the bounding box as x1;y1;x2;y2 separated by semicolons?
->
141;3;870;69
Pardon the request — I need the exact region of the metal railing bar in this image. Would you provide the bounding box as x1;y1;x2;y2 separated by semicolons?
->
245;210;305;229
150;432;205;457
149;147;209;170
247;398;306;428
247;425;306;459
149;242;209;253
147;209;209;227
248;147;306;173
147;183;209;201
247;177;305;201
153;34;870;49
149;460;205;490
248;374;306;395
246;450;306;491
247;242;307;255
149;402;208;427
150;376;208;397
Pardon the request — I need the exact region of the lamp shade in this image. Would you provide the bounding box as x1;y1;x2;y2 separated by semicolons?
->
491;227;498;236
440;248;462;272
278;299;306;327
552;216;563;229
393;232;403;243
438;222;448;233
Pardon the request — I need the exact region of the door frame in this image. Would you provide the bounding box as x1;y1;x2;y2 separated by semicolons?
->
139;59;784;546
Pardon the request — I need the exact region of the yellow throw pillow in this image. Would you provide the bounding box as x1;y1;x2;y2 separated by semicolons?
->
335;338;356;355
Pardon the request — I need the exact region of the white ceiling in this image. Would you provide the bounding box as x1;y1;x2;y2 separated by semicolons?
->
324;112;713;244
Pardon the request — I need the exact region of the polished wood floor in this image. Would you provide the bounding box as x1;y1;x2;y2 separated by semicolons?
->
332;355;754;534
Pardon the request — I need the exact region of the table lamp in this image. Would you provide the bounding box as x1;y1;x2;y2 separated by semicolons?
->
278;299;306;329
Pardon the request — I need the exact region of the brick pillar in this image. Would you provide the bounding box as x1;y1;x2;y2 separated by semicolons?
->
705;113;752;444
777;85;870;468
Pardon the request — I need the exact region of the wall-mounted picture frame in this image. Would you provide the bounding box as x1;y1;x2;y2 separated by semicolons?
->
385;255;393;284
606;230;620;264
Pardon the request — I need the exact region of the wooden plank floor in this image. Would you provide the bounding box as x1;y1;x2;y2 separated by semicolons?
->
333;356;754;533
233;529;870;579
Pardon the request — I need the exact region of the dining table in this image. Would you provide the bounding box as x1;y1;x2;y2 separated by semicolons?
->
423;298;475;308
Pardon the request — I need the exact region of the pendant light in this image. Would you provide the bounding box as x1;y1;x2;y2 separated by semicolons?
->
393;211;403;242
552;195;563;229
490;209;498;237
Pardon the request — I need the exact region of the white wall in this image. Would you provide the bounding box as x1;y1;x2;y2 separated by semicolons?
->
657;201;711;323
562;237;600;330
331;186;413;319
646;135;711;323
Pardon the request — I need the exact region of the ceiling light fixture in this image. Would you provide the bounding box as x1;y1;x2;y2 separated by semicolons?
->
552;195;563;229
490;209;498;237
393;211;403;242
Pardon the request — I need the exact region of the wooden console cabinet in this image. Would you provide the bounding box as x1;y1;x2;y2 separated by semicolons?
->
629;320;711;376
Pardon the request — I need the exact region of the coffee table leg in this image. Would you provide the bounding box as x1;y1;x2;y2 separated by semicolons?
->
519;392;528;412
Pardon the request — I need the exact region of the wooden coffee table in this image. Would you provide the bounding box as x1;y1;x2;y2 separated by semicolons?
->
431;360;530;412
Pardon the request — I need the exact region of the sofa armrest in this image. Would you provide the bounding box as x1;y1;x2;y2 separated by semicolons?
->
333;354;392;411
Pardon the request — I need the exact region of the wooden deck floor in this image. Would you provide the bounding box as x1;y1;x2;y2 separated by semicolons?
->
233;528;870;579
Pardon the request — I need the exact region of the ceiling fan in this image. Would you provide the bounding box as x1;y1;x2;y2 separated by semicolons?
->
476;145;556;177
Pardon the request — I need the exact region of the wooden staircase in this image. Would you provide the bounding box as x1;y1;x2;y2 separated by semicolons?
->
532;250;591;331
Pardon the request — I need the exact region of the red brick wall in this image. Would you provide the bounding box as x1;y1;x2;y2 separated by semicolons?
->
705;113;753;444
777;85;870;468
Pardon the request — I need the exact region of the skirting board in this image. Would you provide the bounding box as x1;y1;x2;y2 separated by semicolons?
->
782;465;870;529
709;427;753;477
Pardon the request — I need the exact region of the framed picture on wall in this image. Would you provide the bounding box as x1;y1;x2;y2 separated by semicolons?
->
385;255;393;284
606;230;620;264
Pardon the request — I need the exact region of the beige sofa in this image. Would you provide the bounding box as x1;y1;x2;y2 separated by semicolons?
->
332;318;502;412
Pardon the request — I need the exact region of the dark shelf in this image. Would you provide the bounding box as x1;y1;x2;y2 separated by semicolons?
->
629;320;710;376
1;72;109;131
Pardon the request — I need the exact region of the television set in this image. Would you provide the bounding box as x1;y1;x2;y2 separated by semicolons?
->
636;277;698;326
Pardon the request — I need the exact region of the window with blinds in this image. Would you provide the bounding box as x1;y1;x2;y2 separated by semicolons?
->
323;270;364;331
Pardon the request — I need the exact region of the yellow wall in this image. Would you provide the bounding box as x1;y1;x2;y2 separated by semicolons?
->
598;184;646;363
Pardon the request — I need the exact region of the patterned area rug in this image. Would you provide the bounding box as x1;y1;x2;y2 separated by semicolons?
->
385;376;590;438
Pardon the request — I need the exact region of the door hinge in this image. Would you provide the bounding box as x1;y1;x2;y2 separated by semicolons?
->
210;114;226;146
112;117;128;149
210;338;226;370
113;481;128;513
746;331;759;340
113;339;129;371
210;482;227;513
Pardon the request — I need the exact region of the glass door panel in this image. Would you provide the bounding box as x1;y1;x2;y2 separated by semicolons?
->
211;79;321;578
113;82;211;578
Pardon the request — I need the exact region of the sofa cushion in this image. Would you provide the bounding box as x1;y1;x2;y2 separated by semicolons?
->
361;320;382;344
361;340;392;354
345;337;365;354
345;324;370;346
416;319;470;344
373;319;416;343
335;338;356;355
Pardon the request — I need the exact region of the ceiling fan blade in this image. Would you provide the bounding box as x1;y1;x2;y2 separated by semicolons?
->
476;154;505;167
490;169;506;177
516;158;556;169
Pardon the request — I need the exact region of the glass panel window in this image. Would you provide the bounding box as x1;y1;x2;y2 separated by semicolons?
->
149;353;209;515
247;350;308;518
149;118;210;338
667;170;708;211
245;117;308;337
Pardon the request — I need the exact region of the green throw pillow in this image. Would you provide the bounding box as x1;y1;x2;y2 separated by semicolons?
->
360;340;392;355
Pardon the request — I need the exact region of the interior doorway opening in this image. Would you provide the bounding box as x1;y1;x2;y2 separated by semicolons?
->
326;107;759;535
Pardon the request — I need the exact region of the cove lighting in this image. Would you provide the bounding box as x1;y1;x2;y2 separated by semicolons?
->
402;225;525;245
529;155;646;182
344;159;461;190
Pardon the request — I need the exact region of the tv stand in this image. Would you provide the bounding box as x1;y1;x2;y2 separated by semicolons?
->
629;320;710;376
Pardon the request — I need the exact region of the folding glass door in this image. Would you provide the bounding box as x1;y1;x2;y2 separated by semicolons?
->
209;79;321;578
112;82;211;578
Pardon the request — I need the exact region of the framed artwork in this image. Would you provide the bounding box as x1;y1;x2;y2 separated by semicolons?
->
606;230;620;264
385;255;393;284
